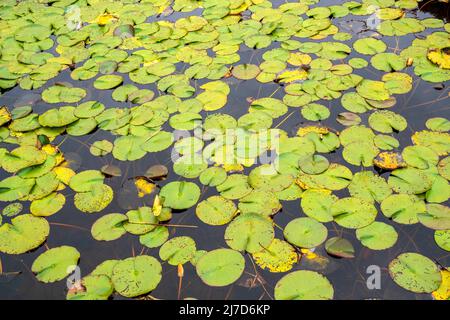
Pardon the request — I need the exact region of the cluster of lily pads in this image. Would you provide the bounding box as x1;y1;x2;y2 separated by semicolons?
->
0;0;449;300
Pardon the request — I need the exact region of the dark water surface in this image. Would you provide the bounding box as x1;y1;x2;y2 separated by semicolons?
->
0;0;449;300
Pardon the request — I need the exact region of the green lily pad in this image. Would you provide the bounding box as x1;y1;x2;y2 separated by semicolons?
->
388;168;433;194
139;226;169;249
69;170;104;193
225;213;274;253
32;246;80;283
356;222;398;250
284;217;328;249
434;230;450;251
331;197;378;229
348;171;392;203
388;253;441;293
381;194;426;225
111;256;162;298
199;167;227;187
159;181;200;210
325;237;355;258
274;270;334;300
232;64;260;80
0;176;35;201
30;192;66;217
2;202;23;217
238;190;282;217
368;110;407;133
301;189;337;222
0;214;49;254
91;213;128;241
217;174;252;199
93;75;123;90
74;184;113;213
353;38;387;55
196;249;245;287
159;236;196;265
418;204;450;230
67;275;113;300
196;196;237;226
402;146;439;170
42;85;86;104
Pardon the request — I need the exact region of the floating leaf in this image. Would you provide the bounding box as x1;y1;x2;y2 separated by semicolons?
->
252;239;298;273
139;226;169;249
418;204;450;230
284;217;328;249
388;253;441;293
111;256;162;298
91;214;128;241
93;75;123;90
225;213;274;254
348;171;392;203
74;184;113;213
356;222;398;250
331;197;377;229
301;189;337;222
159;181;200;210
67;275;113;300
381;194;426;225
388;168;433;194
0;215;49;254
196;196;237;226
274;270;334;300
196;249;245;287
232;64;260;80
435;230;450;251
30;192;65;217
159;236;196;265
32;246;80;283
325;237;355;258
2;203;23;217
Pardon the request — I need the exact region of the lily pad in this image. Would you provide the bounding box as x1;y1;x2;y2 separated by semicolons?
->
388;253;441;293
356;222;398;250
196;249;245;287
0;214;49;254
196;196;237;226
111;256;162;298
252;239;298;273
331;197;378;229
91;214;128;241
159;181;200;210
159;236;196;265
224;213;274;253
32;246;80;283
274;270;334;300
284;217;328;249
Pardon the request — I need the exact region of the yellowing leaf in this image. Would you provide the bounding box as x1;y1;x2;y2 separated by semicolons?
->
300;248;318;260
135;178;156;198
432;269;450;300
427;48;450;69
252;239;298;273
277;69;308;83
373;152;407;170
0;106;11;126
152;195;163;217
42;144;58;156
222;163;244;172
297;125;330;137
94;14;119;26
288;53;312;66
53;167;76;185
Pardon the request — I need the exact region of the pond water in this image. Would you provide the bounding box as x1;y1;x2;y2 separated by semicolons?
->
0;0;449;300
